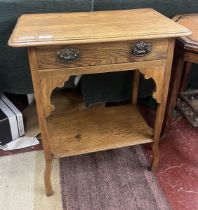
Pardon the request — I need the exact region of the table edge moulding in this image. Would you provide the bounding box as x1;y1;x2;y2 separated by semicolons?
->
8;8;191;196
173;13;198;51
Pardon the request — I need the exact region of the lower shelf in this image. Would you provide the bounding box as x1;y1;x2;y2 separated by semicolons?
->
47;105;153;158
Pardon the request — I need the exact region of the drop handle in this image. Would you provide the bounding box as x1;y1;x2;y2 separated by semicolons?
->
131;41;152;57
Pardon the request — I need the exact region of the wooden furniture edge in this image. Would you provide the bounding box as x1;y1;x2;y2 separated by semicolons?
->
28;47;54;196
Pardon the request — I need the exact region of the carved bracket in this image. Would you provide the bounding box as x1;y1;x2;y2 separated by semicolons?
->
140;68;165;103
40;73;70;117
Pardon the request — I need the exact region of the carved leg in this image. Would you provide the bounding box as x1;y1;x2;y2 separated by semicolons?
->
139;39;175;171
38;73;70;195
131;70;140;104
151;102;165;171
28;48;63;196
44;154;53;196
151;142;160;171
139;67;165;171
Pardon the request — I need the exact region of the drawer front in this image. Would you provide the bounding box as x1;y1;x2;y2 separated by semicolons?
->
36;39;168;70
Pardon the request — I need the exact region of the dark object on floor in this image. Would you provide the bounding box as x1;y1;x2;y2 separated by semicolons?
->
0;93;25;137
0;99;19;145
176;89;198;127
163;13;198;133
60;146;170;210
3;93;29;111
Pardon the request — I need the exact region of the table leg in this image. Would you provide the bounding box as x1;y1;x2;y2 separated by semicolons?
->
179;61;192;91
162;56;185;134
152;103;165;171
28;47;53;196
131;70;140;104
44;156;53;196
151;38;175;171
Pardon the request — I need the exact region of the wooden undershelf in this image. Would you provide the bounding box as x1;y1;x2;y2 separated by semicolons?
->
47;105;153;158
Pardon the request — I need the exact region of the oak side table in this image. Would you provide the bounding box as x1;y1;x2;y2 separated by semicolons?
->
8;9;190;196
163;13;198;131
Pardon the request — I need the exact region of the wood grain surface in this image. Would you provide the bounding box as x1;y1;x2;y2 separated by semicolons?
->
40;75;70;117
163;14;198;133
36;39;168;69
47;105;153;158
151;38;175;171
174;14;198;51
140;67;165;103
8;8;191;195
38;60;166;75
38;58;166;117
28;47;53;196
8;9;191;47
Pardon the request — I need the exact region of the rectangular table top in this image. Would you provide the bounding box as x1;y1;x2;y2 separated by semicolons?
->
9;8;191;47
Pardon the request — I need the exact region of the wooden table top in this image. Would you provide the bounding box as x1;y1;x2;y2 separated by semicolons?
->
8;9;191;47
174;13;198;51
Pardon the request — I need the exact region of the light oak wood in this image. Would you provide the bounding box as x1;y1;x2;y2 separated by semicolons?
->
8;9;191;196
51;89;86;115
40;75;70;117
38;62;166;117
36;39;168;69
47;105;153;158
38;60;166;74
140;67;165;103
151;38;175;171
28;48;53;196
8;9;191;47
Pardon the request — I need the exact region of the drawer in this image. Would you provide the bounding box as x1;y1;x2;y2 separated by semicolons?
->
36;39;168;70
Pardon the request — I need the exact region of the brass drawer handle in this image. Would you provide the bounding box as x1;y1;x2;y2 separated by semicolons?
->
131;41;152;57
57;47;80;63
